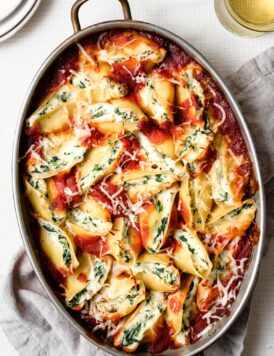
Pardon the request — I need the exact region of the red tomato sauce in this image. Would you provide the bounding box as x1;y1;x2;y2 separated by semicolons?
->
199;148;217;175
75;235;108;257
216;98;249;157
141;326;173;354
178;200;191;225
138;119;172;144
169;295;183;314
32;46;79;107
197;285;220;313
233;236;253;262
90;182;130;217
52;172;80;210
112;59;142;89
119;132;140;152
236;162;252;177
190;313;210;343
77;273;87;283
80;126;104;149
119;132;141;170
39;252;67;287
157;42;191;77
23;126;42;154
190;304;228;343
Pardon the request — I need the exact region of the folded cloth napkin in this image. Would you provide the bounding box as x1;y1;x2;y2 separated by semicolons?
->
1;47;274;356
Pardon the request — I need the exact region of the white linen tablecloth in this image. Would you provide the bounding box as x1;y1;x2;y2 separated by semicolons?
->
1;1;274;355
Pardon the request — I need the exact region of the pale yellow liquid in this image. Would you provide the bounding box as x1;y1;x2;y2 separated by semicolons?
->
225;0;274;30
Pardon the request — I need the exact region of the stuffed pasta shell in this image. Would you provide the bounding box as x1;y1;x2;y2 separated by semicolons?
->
24;174;65;224
90;274;145;321
65;253;112;310
173;226;212;278
97;31;166;66
38;218;79;275
135;71;175;127
131;252;180;292
114;292;167;352
66;195;112;237
206;199;256;238
139;185;178;253
76;139;124;192
178;172;212;231
26;130;87;179
85;98;147;134
106;217;142;265
209;133;251;205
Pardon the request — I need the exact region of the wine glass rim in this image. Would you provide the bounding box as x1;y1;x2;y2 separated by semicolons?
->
224;0;274;32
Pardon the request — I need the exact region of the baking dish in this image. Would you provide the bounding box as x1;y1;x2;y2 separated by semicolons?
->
12;0;265;354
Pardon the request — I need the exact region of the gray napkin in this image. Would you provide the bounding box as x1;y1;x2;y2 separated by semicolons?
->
1;47;274;356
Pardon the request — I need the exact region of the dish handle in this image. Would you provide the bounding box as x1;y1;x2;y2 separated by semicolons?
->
71;0;132;33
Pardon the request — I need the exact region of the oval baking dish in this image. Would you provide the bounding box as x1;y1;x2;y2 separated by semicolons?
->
12;0;265;355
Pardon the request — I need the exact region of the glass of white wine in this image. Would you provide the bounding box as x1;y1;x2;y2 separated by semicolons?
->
214;0;274;37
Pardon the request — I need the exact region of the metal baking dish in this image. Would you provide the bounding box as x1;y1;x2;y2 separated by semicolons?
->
12;0;266;354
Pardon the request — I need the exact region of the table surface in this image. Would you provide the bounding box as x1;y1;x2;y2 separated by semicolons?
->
1;0;273;355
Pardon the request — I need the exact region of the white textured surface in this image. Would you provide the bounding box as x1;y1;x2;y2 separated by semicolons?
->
0;0;273;355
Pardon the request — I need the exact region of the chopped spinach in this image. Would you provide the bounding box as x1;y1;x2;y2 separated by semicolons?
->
155;198;163;212
91;109;108;119
154;216;168;241
126;285;140;305
57;91;70;103
179;234;195;254
41;222;72;267
122;323;142;346
155;174;163;183
153;266;165;278
229;203;253;218
94;260;105;282
78;80;86;89
93;164;103;172
67;288;88;308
